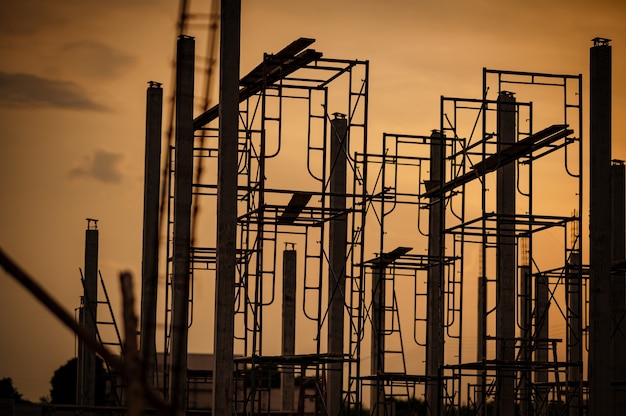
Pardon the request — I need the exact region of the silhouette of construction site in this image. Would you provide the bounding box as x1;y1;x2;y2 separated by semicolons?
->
70;5;625;416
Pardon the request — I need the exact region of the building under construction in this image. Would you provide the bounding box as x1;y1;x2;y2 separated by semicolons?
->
70;5;625;416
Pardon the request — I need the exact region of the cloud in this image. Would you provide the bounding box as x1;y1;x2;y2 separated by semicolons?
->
56;41;136;79
0;2;63;36
0;71;108;111
0;0;168;36
69;150;125;184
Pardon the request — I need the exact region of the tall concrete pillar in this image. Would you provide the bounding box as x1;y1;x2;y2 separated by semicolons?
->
140;81;163;387
78;219;98;408
611;161;626;413
535;274;549;416
426;130;444;416
589;37;613;416
282;247;297;414
495;91;516;416
170;35;195;412
370;266;385;416
476;272;486;416
327;113;348;416
519;256;532;416
567;251;582;416
326;113;348;416
212;1;240;415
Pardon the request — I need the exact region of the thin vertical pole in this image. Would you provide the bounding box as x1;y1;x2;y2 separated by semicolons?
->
140;81;163;387
213;1;240;414
170;35;195;413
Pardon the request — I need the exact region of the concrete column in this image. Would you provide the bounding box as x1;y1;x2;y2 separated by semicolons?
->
519;262;531;416
495;91;516;416
282;247;297;414
140;81;163;388
611;161;626;413
567;252;582;416
370;266;385;416
212;1;240;415
426;130;444;416
476;274;486;416
78;220;98;407
589;37;613;416
535;274;549;416
170;35;195;412
327;113;348;416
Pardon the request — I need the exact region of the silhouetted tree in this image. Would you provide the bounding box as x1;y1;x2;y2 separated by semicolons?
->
0;378;24;402
50;357;108;405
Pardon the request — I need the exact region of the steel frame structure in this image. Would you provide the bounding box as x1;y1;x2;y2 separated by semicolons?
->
438;69;584;415
353;68;584;416
156;33;591;415
163;38;370;414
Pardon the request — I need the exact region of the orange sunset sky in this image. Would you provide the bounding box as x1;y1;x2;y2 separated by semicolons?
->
1;0;626;402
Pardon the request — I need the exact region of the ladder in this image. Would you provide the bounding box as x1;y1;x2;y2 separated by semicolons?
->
80;269;125;405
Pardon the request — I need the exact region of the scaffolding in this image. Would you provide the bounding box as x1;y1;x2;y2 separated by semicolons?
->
435;69;584;415
153;31;603;415
163;38;370;414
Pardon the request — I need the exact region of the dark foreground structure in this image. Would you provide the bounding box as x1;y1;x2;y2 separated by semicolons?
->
69;3;625;416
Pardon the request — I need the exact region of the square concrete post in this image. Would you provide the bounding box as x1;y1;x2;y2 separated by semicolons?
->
78;220;99;408
282;247;297;414
327;113;348;416
495;91;516;416
535;274;549;416
370;266;385;416
170;34;195;412
140;81;162;388
426;130;444;416
566;251;583;416
212;1;240;415
589;37;613;416
611;161;626;413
